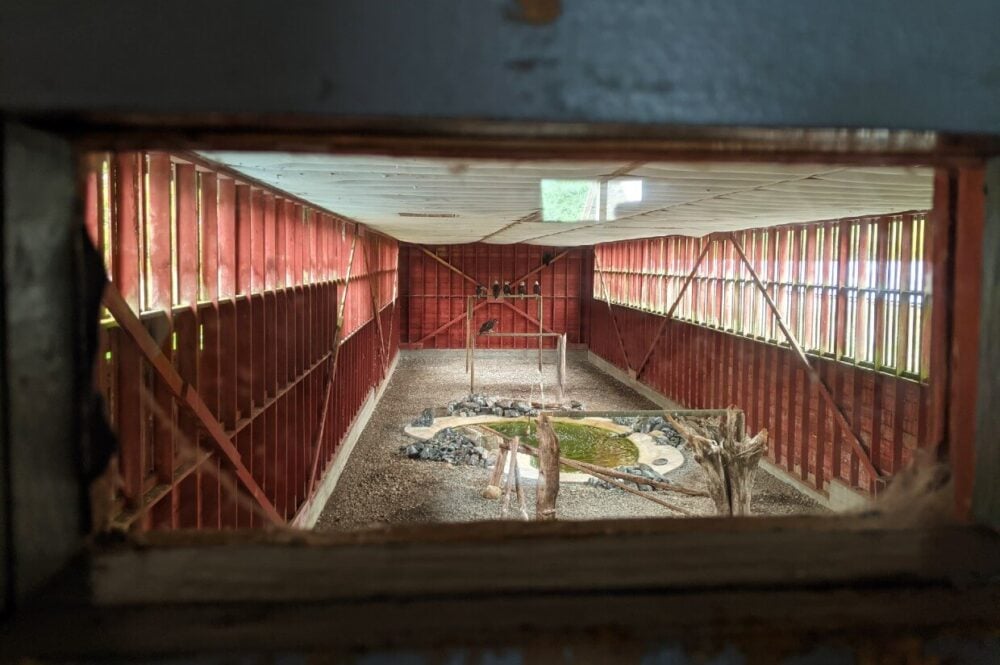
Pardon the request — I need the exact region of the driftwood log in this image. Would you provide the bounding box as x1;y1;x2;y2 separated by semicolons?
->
535;414;560;520
667;410;767;516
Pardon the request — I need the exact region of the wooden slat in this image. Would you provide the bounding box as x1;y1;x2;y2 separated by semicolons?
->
103;286;283;525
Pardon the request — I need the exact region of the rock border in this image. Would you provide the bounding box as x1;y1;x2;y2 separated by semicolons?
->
404;415;684;482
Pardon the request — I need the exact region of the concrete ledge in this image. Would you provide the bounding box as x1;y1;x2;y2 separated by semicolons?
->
293;352;400;528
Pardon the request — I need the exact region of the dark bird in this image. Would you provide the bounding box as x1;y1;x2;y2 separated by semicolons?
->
479;318;498;335
492;280;501;299
502;280;512;296
476;284;487;298
533;280;541;295
542;252;554;266
517;281;527;296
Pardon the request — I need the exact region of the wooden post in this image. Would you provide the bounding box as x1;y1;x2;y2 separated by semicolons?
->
501;435;520;516
535;414;560;520
538;294;543;371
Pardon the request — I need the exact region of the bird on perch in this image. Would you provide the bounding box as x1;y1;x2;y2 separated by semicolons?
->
517;281;527;295
475;284;487;298
479;318;498;335
533;280;541;295
502;281;512;296
542;252;554;266
492;281;501;299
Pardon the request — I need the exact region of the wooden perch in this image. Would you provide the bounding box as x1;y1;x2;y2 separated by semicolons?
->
535;414;560;521
666;410;767;516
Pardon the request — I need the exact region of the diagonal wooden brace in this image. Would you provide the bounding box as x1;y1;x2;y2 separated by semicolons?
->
593;251;634;372
728;233;881;482
417;246;479;287
636;239;713;379
102;285;284;525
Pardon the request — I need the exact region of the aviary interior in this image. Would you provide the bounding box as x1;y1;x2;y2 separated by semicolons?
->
82;151;936;530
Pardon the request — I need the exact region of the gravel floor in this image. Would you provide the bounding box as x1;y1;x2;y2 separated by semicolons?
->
315;350;824;531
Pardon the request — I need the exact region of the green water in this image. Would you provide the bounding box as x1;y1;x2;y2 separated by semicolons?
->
486;421;638;471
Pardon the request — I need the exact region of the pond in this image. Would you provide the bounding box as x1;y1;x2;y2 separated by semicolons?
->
486;420;639;471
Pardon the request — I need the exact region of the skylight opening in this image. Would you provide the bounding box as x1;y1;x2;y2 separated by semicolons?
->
540;178;643;222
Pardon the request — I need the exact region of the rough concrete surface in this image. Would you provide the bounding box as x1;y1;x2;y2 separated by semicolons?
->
315;351;824;531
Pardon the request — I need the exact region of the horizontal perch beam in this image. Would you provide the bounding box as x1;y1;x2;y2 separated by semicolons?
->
481;332;563;338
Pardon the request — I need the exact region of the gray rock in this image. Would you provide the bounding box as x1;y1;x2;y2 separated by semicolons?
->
652;457;670;466
492;406;504;417
504;409;520;418
411;408;434;427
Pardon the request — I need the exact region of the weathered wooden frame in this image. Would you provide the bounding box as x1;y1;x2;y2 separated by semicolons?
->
2;116;998;660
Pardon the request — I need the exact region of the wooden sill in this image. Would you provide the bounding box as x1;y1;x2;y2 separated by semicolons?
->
3;516;998;657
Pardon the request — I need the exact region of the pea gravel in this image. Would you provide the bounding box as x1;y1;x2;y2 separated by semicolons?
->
314;350;824;532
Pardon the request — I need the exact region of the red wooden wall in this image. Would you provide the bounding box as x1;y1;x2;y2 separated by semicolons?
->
399;243;587;349
83;151;399;530
590;304;929;493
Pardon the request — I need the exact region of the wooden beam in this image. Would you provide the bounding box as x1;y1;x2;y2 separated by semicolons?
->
635;239;713;379
102;285;284;525
513;249;571;285
417;246;478;287
305;230;358;503
414;300;489;346
85;520;1000;606
728;233;881;483
498;299;559;335
973;159;1000;526
592;251;634;372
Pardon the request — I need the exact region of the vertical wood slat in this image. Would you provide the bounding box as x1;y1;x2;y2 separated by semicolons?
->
590;208;936;497
89;151;399;532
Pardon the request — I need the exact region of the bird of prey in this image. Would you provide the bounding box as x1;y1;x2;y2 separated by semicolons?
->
492;281;501;298
476;284;488;298
517;281;527;295
502;281;512;295
479;318;498;335
533;280;541;295
542;252;554;266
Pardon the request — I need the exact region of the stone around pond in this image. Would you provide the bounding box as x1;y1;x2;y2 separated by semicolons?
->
411;408;434;427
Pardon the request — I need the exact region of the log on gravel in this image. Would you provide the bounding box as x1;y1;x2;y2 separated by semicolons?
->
535;414;560;521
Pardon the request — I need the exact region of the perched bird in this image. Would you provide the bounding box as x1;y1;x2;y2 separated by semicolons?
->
517;281;527;296
492;280;501;299
542;252;554;266
476;284;488;298
502;280;512;296
479;318;498;335
533;280;541;295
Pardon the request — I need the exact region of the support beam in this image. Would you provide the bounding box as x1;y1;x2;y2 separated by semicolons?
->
102;285;283;525
305;230;358;503
592;252;633;372
417;246;478;287
728;233;881;484
635;239;713;379
973;159;999;526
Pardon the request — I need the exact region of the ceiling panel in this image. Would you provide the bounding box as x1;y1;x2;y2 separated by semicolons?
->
199;152;933;246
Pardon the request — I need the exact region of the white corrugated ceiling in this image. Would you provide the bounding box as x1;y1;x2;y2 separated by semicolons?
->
199;152;933;246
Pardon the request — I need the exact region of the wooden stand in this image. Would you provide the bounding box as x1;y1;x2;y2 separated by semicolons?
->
466;295;567;397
